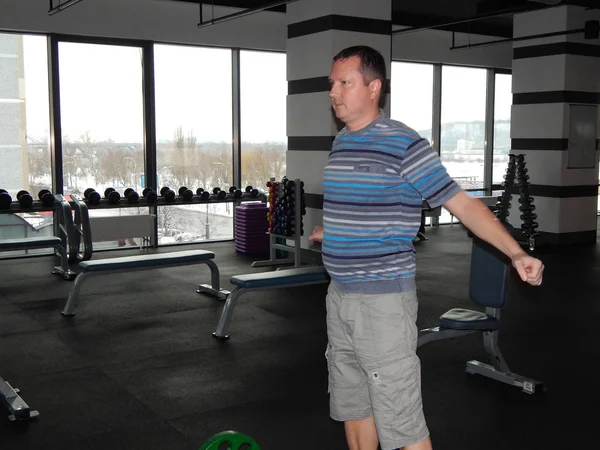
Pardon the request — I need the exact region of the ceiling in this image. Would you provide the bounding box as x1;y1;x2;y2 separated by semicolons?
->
171;0;600;37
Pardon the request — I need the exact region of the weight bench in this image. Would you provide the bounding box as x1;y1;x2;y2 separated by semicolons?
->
209;266;330;340
417;230;544;394
62;250;229;316
0;375;39;421
0;236;75;280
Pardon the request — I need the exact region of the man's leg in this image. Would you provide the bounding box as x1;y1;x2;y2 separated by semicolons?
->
326;283;376;450
345;417;379;450
405;437;432;450
343;417;432;450
353;290;430;450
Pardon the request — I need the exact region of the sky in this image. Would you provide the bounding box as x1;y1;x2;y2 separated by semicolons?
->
21;34;511;145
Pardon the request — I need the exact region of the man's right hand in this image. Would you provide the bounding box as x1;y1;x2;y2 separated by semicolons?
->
308;225;324;243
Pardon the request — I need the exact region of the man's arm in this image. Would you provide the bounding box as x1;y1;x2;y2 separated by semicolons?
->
444;191;544;285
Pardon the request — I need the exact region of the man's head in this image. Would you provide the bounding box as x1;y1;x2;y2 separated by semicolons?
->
329;46;386;130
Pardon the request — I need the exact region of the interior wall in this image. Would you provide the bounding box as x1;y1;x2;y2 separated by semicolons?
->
392;27;512;68
0;0;287;50
2;0;513;69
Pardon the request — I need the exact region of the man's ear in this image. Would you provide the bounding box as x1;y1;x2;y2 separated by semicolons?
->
369;78;382;100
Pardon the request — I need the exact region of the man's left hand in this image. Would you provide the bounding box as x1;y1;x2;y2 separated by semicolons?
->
512;253;544;286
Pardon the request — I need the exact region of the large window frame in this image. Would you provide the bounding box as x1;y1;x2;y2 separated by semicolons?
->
392;60;512;197
39;32;289;248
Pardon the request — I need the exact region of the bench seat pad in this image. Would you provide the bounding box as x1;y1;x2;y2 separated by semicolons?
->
0;237;62;250
231;266;328;289
439;308;499;331
79;250;215;272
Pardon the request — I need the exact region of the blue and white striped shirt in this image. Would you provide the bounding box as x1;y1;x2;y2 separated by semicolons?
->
322;112;461;294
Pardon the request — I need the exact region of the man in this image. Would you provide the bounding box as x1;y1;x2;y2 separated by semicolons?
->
308;46;544;450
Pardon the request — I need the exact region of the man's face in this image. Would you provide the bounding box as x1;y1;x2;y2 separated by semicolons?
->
329;56;379;128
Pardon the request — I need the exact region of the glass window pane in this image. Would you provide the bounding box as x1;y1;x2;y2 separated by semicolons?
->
493;73;512;186
58;42;145;198
440;66;487;191
154;44;233;244
240;50;287;189
0;33;53;249
391;62;434;142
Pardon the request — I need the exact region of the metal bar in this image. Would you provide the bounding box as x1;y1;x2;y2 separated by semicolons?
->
48;35;64;245
142;43;159;248
197;0;298;28
392;4;553;36
48;0;85;16
232;49;242;192
48;35;63;196
450;27;585;51
484;69;495;196
431;64;442;154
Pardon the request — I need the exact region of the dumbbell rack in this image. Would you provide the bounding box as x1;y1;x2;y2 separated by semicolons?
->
80;189;266;209
0;193;81;265
252;178;304;268
494;154;539;250
69;194;93;262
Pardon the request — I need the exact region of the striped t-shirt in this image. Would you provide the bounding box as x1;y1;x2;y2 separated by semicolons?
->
322;112;461;294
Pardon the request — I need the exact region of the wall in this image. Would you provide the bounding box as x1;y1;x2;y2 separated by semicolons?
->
1;0;513;69
0;0;287;50
392;26;512;68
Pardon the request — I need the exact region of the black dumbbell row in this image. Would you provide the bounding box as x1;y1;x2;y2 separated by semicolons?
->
0;188;56;210
81;185;261;207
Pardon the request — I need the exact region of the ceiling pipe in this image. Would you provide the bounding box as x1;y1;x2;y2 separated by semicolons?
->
198;0;299;28
450;19;599;50
48;0;85;16
391;2;564;36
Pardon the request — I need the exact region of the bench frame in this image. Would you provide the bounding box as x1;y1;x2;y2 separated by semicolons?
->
0;238;76;280
417;231;544;395
208;278;329;340
62;257;229;316
0;376;39;422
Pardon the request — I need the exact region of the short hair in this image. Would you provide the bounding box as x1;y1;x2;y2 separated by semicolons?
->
333;45;387;88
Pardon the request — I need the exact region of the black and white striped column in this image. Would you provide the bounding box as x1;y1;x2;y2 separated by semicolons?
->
510;5;600;245
286;0;392;248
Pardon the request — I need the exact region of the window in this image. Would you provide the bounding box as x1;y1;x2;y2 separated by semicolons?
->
58;42;145;199
390;62;434;142
493;73;512;187
0;33;53;248
240;50;287;189
154;44;233;244
440;66;487;191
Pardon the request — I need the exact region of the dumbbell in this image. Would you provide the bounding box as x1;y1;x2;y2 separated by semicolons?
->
0;189;12;209
142;187;158;204
38;189;56;207
212;187;226;200
160;186;176;203
178;186;194;202
16;190;34;208
229;186;243;198
196;188;210;201
84;188;101;205
124;188;140;204
104;188;121;205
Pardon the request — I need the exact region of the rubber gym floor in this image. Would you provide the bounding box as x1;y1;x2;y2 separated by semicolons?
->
0;221;598;450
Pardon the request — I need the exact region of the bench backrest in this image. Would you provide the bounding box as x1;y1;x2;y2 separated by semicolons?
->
469;224;513;309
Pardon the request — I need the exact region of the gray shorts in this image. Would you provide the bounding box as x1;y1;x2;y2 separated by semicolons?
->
325;282;429;450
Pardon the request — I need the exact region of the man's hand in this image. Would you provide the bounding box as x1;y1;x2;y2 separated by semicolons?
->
308;225;324;243
512;252;544;286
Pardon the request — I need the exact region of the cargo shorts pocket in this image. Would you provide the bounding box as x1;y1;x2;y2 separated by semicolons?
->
368;355;425;442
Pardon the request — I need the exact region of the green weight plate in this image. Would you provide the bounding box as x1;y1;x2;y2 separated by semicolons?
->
199;430;260;450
